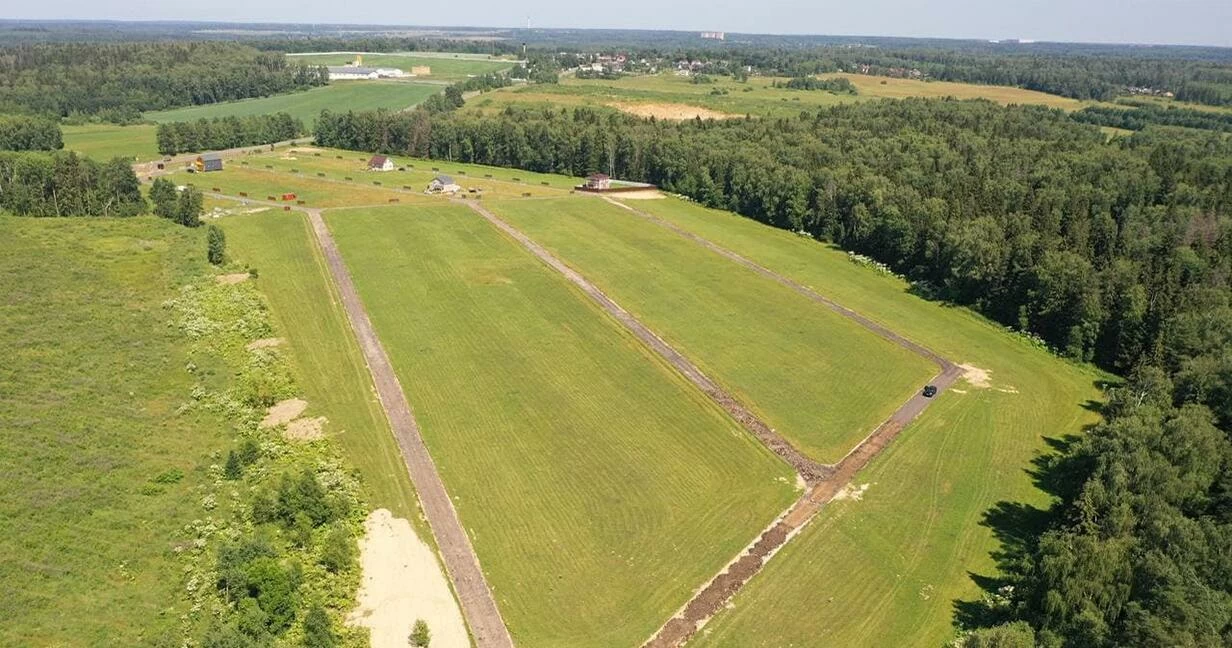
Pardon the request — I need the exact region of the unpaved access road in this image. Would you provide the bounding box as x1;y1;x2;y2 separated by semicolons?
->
468;198;962;648
302;208;513;648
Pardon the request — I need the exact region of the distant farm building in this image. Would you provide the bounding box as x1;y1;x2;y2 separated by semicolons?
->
701;31;726;40
584;173;611;190
195;153;223;173
427;175;461;194
367;155;395;172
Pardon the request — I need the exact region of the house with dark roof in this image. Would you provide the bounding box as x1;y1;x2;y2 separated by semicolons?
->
584;173;611;190
426;174;461;194
195;153;223;173
368;155;395;172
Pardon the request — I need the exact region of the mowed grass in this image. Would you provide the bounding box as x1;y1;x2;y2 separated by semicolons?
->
144;81;441;126
488;197;936;463
165;166;414;208
326;205;797;647
621;198;1105;647
60;123;160;161
288;52;514;81
471;72;1082;119
218;211;425;531
0;216;226;645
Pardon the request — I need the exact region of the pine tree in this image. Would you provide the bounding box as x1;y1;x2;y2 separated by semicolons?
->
207;224;226;265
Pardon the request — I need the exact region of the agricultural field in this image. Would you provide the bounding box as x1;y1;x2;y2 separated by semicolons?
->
467;71;1083;119
218;211;425;528
325;205;798;647
488;196;936;463
164;165;419;208
60;123;160;161
144;81;441;126
0;216;229;645
613;197;1105;646
288;51;515;81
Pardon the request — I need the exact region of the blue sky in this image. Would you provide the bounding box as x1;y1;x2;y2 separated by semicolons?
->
11;0;1232;47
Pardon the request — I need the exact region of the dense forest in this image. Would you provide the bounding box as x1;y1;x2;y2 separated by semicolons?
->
0;114;61;150
0;151;145;217
0;42;328;121
156;113;305;155
317;100;1231;645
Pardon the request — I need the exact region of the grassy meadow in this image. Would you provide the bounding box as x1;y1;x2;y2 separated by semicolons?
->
218;211;426;533
468;71;1084;119
326;205;797;647
618;197;1106;646
60;123;160;161
488;196;935;463
166;165;417;208
144;81;441;126
288;52;515;81
0;216;226;645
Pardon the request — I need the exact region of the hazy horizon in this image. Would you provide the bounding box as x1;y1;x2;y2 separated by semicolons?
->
5;0;1231;48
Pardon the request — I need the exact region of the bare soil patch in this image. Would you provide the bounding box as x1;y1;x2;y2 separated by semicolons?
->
259;398;308;429
246;337;284;351
348;509;470;648
958;363;993;389
613;189;665;200
215;273;251;285
608;102;737;121
832;482;870;502
284;416;327;441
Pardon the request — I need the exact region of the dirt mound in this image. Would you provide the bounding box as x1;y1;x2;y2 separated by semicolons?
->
609;102;737;121
259;398;308;428
284;417;327;441
216;273;250;285
246;337;284;351
348;509;469;648
832;482;870;502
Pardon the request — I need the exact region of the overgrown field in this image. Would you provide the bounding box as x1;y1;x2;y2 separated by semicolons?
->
326;205;797;647
61;123;160;161
489;197;935;463
288;52;514;81
467;72;1082;119
144;81;441;126
219;211;425;529
619;198;1106;646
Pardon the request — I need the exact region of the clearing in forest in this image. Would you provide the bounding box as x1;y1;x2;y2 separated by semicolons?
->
325;205;797;647
61;123;160;162
618;197;1104;647
288;52;515;81
488;197;936;464
144;81;442;126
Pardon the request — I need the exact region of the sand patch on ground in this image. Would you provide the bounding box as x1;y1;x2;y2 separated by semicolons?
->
613;189;665;200
284;416;327;441
833;482;871;502
608;102;737;121
246;337;284;351
348;509;469;648
216;273;251;285
289;147;324;154
260;398;308;429
958;363;993;389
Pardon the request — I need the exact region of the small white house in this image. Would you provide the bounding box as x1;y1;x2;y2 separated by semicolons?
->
367;155;395;172
426;174;461;194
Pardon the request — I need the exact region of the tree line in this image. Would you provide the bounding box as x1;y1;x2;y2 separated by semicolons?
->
314;97;1232;647
1073;103;1232;133
0;114;62;150
779;76;856;93
0;42;328;121
0;151;145;217
156;113;305;155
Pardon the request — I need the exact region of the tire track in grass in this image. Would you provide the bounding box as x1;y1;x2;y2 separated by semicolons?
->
467;197;962;647
302;207;514;648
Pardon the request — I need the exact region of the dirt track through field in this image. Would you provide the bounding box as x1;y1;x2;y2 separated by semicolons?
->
469;197;961;648
301;206;514;648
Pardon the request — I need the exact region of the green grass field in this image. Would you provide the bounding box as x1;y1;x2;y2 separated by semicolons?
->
488;197;935;463
60;123;160;161
218;211;426;533
144;81;441;126
326;205;797;647
469;72;1083;119
0;216;226;645
289;52;514;81
615;197;1106;646
166;165;415;208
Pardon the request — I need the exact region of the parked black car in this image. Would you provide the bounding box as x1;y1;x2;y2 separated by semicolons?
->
923;385;938;398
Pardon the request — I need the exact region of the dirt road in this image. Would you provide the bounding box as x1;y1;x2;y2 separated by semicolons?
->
469;198;962;648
